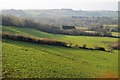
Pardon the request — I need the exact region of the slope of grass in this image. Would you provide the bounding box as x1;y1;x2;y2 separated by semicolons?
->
2;26;118;50
1;26;118;78
2;39;118;78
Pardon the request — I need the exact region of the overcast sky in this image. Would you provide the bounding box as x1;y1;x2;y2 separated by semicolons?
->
0;0;119;11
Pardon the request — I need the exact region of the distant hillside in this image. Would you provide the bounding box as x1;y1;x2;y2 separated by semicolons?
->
1;9;28;17
1;9;118;30
1;9;117;17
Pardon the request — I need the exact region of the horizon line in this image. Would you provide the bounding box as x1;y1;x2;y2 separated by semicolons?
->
0;8;118;11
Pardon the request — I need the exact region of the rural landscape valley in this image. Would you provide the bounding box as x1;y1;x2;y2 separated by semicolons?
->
0;9;119;78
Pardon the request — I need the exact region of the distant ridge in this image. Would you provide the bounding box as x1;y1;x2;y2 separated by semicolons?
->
1;9;117;17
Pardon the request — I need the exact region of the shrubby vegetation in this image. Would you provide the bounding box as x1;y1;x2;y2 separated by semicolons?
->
4;32;119;51
2;32;67;47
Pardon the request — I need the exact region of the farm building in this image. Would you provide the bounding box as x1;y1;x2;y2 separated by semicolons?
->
62;26;76;30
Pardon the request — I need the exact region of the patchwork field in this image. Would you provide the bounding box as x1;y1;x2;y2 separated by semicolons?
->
1;26;119;78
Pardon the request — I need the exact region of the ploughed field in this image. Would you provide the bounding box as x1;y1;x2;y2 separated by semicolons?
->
1;26;118;78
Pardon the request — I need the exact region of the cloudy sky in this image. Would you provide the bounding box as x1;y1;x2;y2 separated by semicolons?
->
0;0;119;11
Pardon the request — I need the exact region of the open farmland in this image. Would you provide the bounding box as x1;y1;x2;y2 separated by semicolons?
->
2;26;118;50
1;26;119;78
2;39;118;78
0;6;119;79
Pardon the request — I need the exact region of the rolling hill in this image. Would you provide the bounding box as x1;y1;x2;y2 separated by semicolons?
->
2;26;118;78
2;26;118;50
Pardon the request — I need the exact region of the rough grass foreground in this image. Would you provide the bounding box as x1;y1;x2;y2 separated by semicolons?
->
2;39;118;78
2;32;114;52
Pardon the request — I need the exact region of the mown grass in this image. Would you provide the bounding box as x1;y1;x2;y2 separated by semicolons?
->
2;39;118;78
2;26;118;50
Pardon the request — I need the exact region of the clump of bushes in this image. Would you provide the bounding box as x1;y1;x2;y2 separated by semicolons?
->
78;44;106;51
66;43;72;48
93;46;106;51
81;44;87;48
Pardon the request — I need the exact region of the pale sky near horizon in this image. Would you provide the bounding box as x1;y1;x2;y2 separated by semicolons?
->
0;0;119;11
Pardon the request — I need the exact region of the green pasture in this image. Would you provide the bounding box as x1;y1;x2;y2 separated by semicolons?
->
2;26;118;50
2;39;118;78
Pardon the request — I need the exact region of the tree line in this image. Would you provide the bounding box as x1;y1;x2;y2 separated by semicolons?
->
1;15;114;37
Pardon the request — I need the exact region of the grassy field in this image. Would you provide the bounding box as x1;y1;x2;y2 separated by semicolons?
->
2;39;118;78
1;26;119;78
85;31;119;37
2;26;118;50
112;32;119;37
103;24;118;28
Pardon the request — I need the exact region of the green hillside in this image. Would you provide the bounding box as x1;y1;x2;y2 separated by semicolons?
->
2;26;118;50
2;39;118;78
2;26;118;78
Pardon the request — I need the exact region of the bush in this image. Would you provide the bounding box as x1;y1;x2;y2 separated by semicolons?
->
93;46;106;51
81;44;87;48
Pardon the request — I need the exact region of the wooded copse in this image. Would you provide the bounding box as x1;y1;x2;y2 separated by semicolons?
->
1;15;117;37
